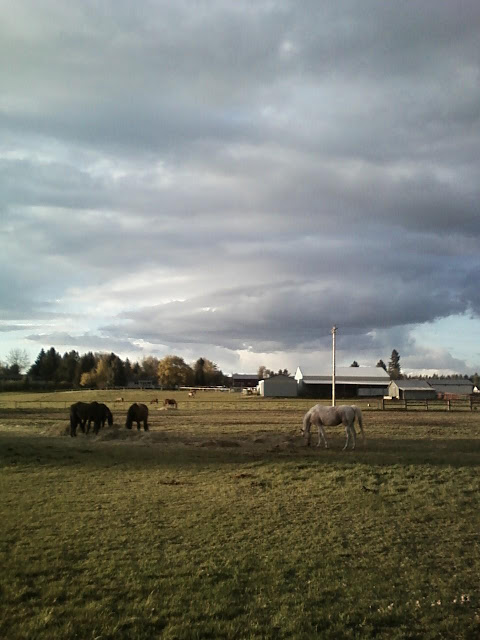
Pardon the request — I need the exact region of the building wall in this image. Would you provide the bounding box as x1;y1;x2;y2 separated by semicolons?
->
260;376;297;397
403;389;437;400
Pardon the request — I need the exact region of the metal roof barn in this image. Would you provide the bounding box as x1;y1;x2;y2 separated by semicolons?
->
295;366;390;398
427;379;474;397
388;379;437;400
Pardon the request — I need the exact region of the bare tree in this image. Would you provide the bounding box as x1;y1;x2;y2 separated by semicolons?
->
6;348;30;374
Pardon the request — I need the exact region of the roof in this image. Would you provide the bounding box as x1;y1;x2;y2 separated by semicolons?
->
427;379;473;387
231;373;259;379
296;366;390;385
390;379;434;391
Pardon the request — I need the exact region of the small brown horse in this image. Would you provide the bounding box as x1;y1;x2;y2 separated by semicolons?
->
126;403;149;431
150;398;159;404
188;391;196;398
164;398;178;409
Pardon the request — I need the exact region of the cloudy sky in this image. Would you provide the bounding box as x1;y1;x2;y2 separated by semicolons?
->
1;0;480;376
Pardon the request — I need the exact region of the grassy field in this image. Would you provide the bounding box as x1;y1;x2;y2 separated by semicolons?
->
1;391;480;639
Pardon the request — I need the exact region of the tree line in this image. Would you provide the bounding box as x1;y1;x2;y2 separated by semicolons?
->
1;346;478;391
0;348;226;390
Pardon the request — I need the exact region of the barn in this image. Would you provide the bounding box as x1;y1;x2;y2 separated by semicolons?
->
294;366;390;398
388;379;437;400
427;379;474;399
230;373;260;389
257;374;298;397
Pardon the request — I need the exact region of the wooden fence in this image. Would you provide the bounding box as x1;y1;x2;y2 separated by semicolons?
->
1;397;480;412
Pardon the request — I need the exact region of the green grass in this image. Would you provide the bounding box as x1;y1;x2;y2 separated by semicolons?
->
1;394;480;639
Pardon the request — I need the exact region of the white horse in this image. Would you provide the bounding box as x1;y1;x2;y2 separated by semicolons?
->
301;404;365;450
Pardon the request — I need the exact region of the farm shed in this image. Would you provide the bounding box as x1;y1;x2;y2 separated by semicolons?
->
257;374;298;397
388;379;437;400
126;378;156;389
294;366;390;399
230;373;260;389
426;379;474;398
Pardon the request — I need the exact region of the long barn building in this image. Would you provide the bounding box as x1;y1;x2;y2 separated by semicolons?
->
294;366;390;399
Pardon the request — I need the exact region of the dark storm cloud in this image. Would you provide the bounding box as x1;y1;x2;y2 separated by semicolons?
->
1;1;480;371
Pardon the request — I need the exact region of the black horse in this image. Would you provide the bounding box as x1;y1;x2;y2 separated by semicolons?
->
126;403;149;431
70;401;113;436
70;402;91;437
86;402;113;434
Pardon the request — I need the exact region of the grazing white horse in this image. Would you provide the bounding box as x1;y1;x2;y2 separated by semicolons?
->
301;404;365;450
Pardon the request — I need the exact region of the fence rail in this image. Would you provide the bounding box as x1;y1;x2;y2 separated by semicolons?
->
1;398;480;412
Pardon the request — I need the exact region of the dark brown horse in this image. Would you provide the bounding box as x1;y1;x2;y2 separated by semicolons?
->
70;401;113;436
70;402;90;436
126;403;149;431
86;402;113;434
164;398;177;409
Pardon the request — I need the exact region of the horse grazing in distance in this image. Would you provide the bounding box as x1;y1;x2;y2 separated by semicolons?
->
150;398;159;404
115;396;124;402
188;390;196;398
164;398;178;409
301;404;365;451
126;403;149;431
86;402;113;435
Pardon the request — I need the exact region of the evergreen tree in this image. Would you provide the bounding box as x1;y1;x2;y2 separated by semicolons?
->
376;359;387;371
29;349;46;378
41;347;62;381
57;351;80;385
194;358;206;385
124;358;133;384
350;361;359;367
388;349;401;379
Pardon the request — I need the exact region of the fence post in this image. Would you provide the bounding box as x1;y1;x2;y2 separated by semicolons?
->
404;399;407;411
447;400;451;411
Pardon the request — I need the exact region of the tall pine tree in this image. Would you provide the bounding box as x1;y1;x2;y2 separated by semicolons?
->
388;350;401;379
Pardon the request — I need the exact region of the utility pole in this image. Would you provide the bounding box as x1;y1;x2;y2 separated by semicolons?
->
331;325;337;406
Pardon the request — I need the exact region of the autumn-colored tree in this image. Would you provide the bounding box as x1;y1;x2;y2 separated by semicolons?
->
157;356;193;388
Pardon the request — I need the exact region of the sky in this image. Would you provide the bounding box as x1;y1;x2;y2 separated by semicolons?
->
1;0;480;376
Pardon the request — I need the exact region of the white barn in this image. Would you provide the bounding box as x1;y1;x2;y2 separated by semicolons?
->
257;374;298;397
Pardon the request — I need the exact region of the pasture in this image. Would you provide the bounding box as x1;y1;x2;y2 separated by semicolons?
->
1;391;479;639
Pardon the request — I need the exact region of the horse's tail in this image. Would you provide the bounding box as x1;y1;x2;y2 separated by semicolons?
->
352;405;366;445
